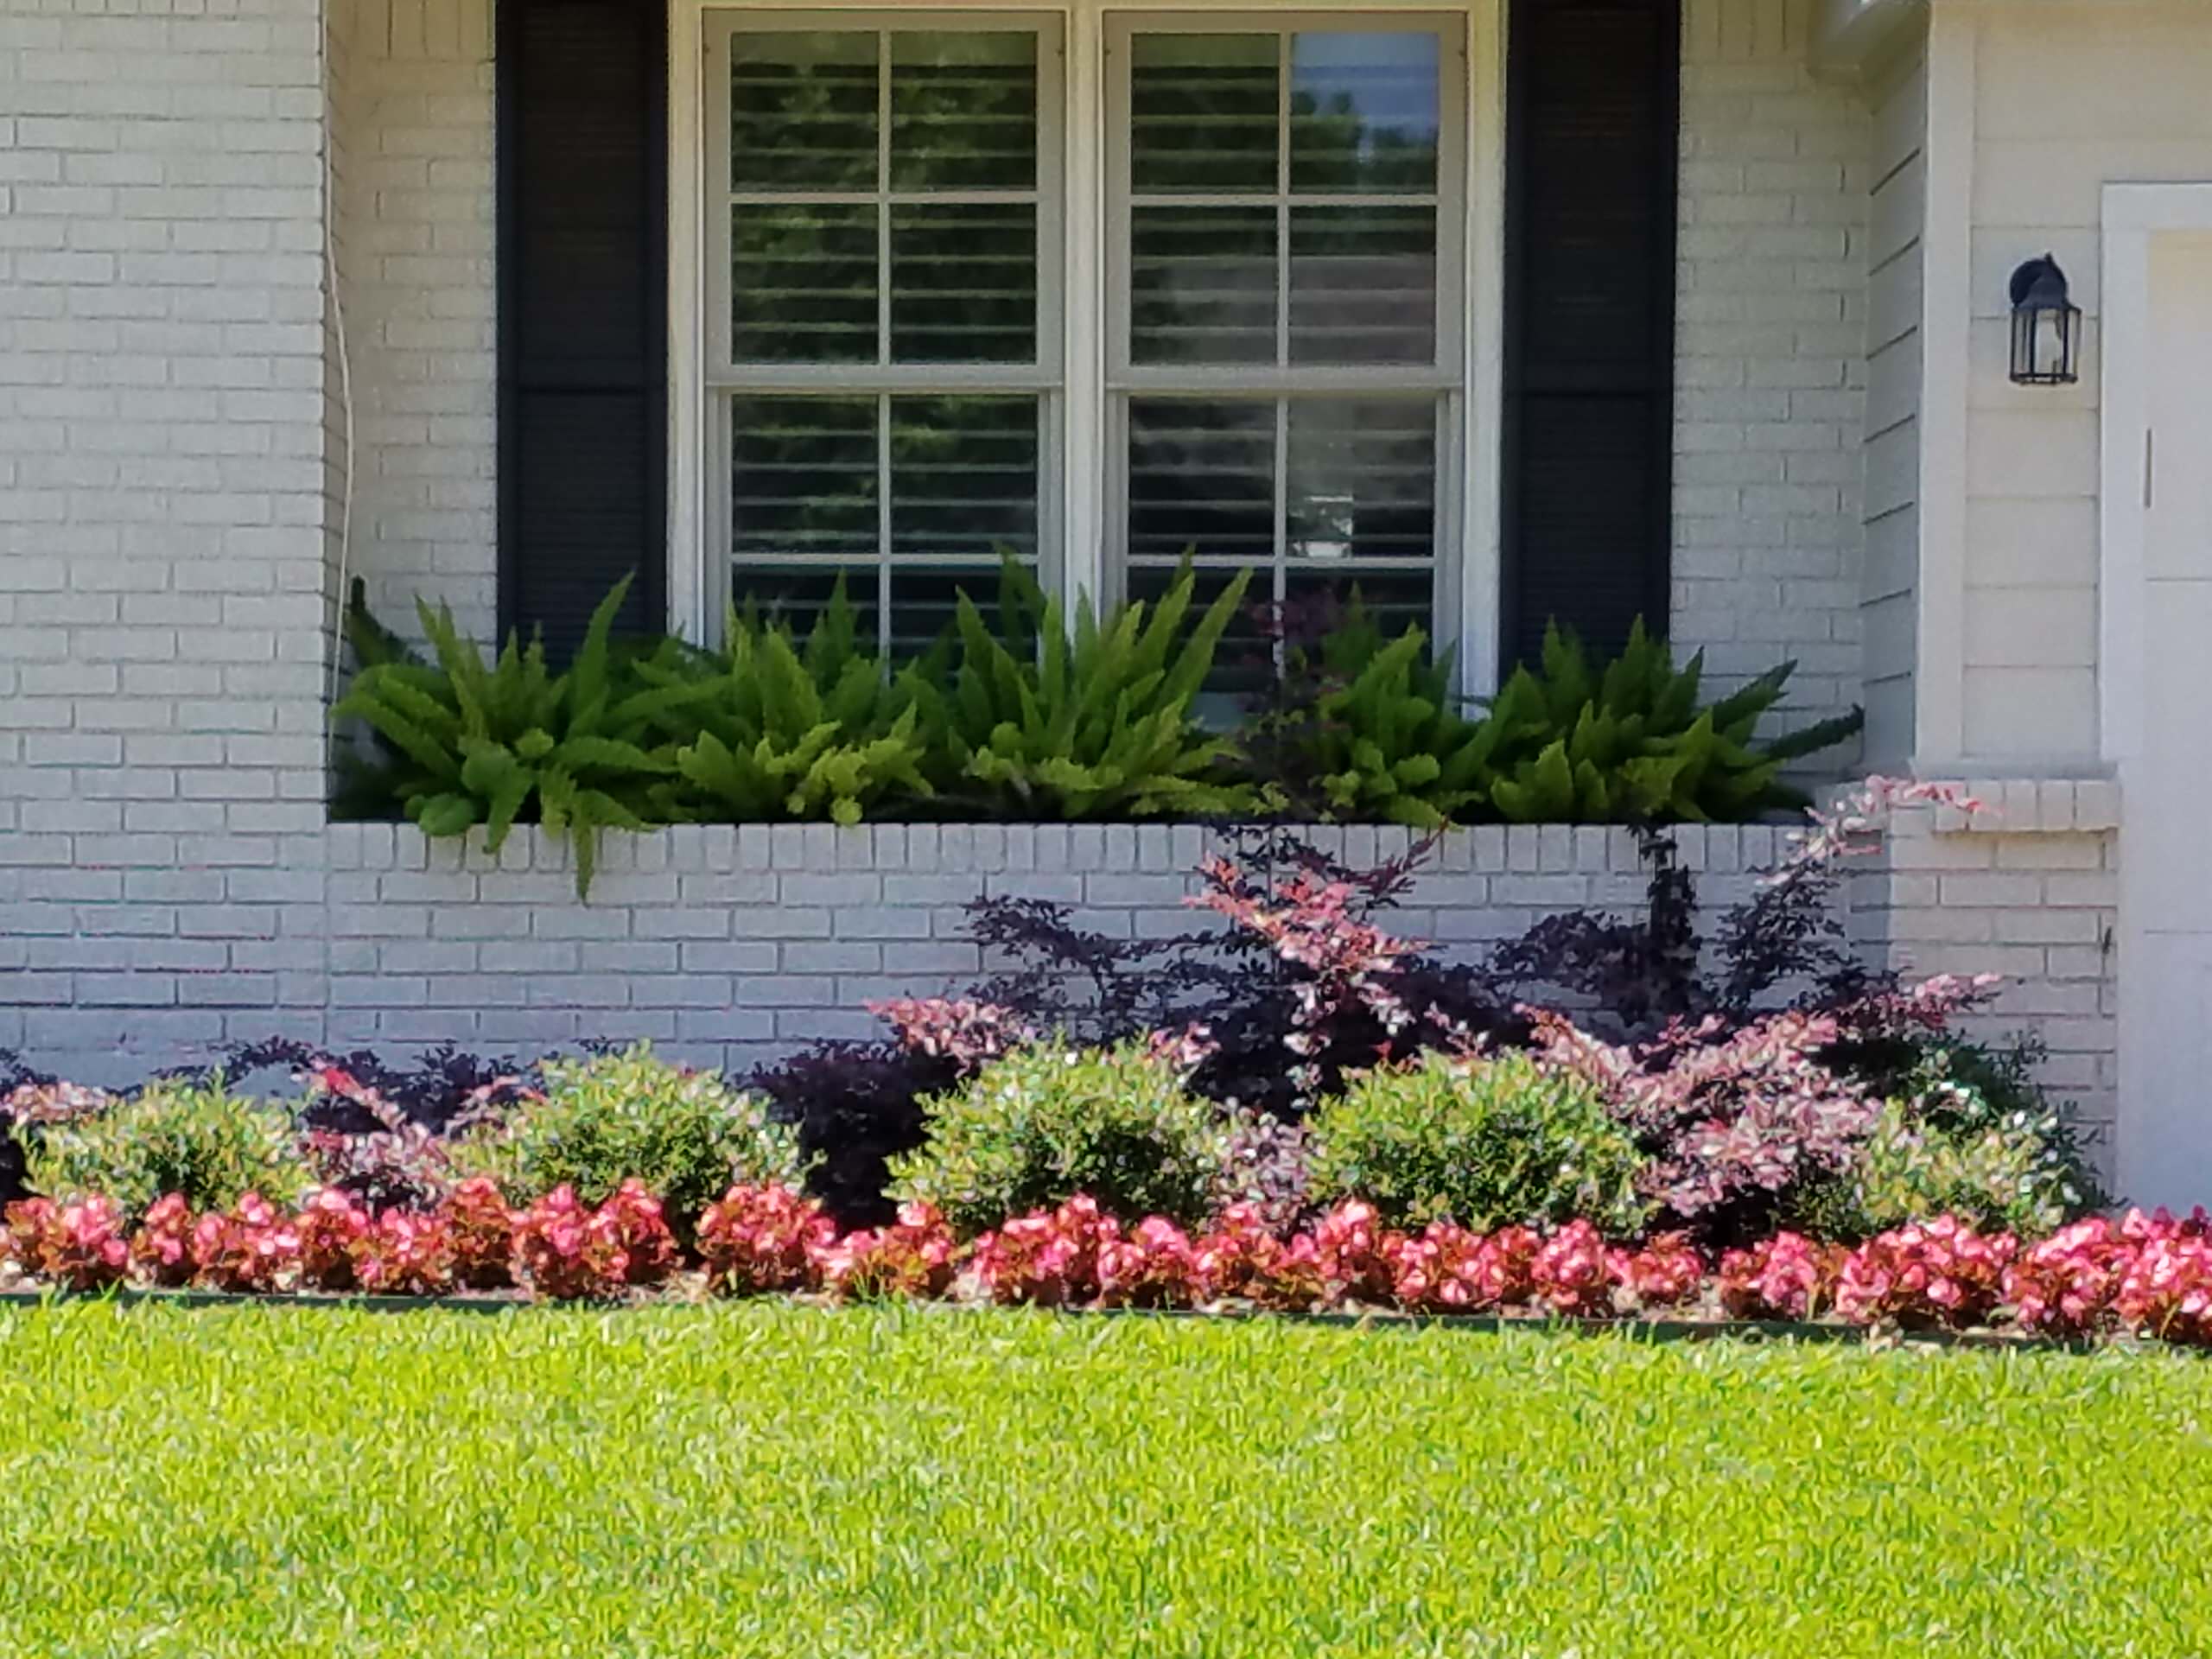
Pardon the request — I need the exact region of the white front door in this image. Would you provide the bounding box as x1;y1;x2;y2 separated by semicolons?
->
2119;230;2212;1209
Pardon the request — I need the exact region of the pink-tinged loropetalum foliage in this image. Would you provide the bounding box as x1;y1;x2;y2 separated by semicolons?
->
1186;861;1422;1090
1529;1007;1883;1224
864;999;1033;1074
1716;1232;1841;1322
810;1201;959;1301
4;1195;131;1292
696;1182;837;1296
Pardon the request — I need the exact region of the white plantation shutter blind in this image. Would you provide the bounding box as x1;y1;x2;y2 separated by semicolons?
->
710;16;1061;652
1109;17;1465;673
699;10;1468;670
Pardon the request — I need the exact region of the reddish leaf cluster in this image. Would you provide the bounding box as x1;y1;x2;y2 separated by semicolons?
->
296;1187;372;1289
2112;1211;2212;1345
1716;1232;1840;1321
190;1194;303;1294
1530;1007;1881;1224
511;1182;680;1300
968;1202;1709;1321
442;1177;516;1290
1611;1234;1705;1309
130;1192;198;1288
810;1201;959;1301
15;1178;2212;1349
1835;1216;2018;1330
4;1195;130;1291
697;1181;837;1295
867;999;1032;1072
1186;861;1422;1084
2000;1209;2212;1344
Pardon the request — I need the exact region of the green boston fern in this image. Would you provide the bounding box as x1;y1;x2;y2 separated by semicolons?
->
1480;620;1863;823
330;576;690;896
1287;602;1503;829
633;577;933;828
913;558;1262;821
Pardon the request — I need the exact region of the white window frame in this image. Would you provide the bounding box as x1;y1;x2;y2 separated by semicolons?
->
668;0;1506;694
1103;10;1470;648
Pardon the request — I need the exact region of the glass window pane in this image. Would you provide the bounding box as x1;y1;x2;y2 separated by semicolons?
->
1289;32;1441;194
1130;206;1277;366
1287;400;1437;565
730;32;880;192
890;396;1039;566
1129;34;1280;194
891;32;1039;192
729;565;883;646
888;565;1022;661
1127;399;1275;565
732;203;878;364
1128;563;1275;696
1288;205;1437;365
731;396;880;564
891;204;1038;364
1286;567;1433;645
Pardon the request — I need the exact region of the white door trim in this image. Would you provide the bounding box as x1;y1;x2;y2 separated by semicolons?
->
2101;182;2212;1206
2101;183;2212;764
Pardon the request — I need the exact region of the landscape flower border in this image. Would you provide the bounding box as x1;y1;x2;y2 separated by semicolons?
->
8;1185;2211;1353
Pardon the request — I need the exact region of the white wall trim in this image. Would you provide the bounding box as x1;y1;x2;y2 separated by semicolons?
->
1911;3;1974;770
669;0;709;642
2099;183;2212;766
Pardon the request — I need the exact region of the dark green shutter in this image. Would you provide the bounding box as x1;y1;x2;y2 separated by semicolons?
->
1501;0;1681;669
497;0;669;658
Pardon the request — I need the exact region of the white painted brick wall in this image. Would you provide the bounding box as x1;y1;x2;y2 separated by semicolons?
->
0;0;341;1065
333;0;497;644
1674;0;1869;737
5;823;1788;1086
1853;781;2122;1179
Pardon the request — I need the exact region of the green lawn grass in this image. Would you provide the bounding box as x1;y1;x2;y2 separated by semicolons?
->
2;1302;2207;1658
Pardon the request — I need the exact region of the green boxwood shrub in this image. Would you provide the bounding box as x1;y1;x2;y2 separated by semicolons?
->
1787;1040;2101;1241
1305;1051;1649;1234
24;1078;315;1220
449;1045;808;1237
888;1042;1224;1234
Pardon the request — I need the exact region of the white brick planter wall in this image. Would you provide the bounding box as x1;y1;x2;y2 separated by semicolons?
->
1;822;1792;1084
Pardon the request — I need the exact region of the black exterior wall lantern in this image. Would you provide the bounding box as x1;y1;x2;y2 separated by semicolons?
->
2009;254;2082;386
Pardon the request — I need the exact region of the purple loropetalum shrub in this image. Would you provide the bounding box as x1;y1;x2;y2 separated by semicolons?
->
175;1038;536;1135
965;827;1519;1116
747;1040;962;1230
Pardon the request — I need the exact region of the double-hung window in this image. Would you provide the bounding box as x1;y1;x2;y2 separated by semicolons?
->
700;8;1471;666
